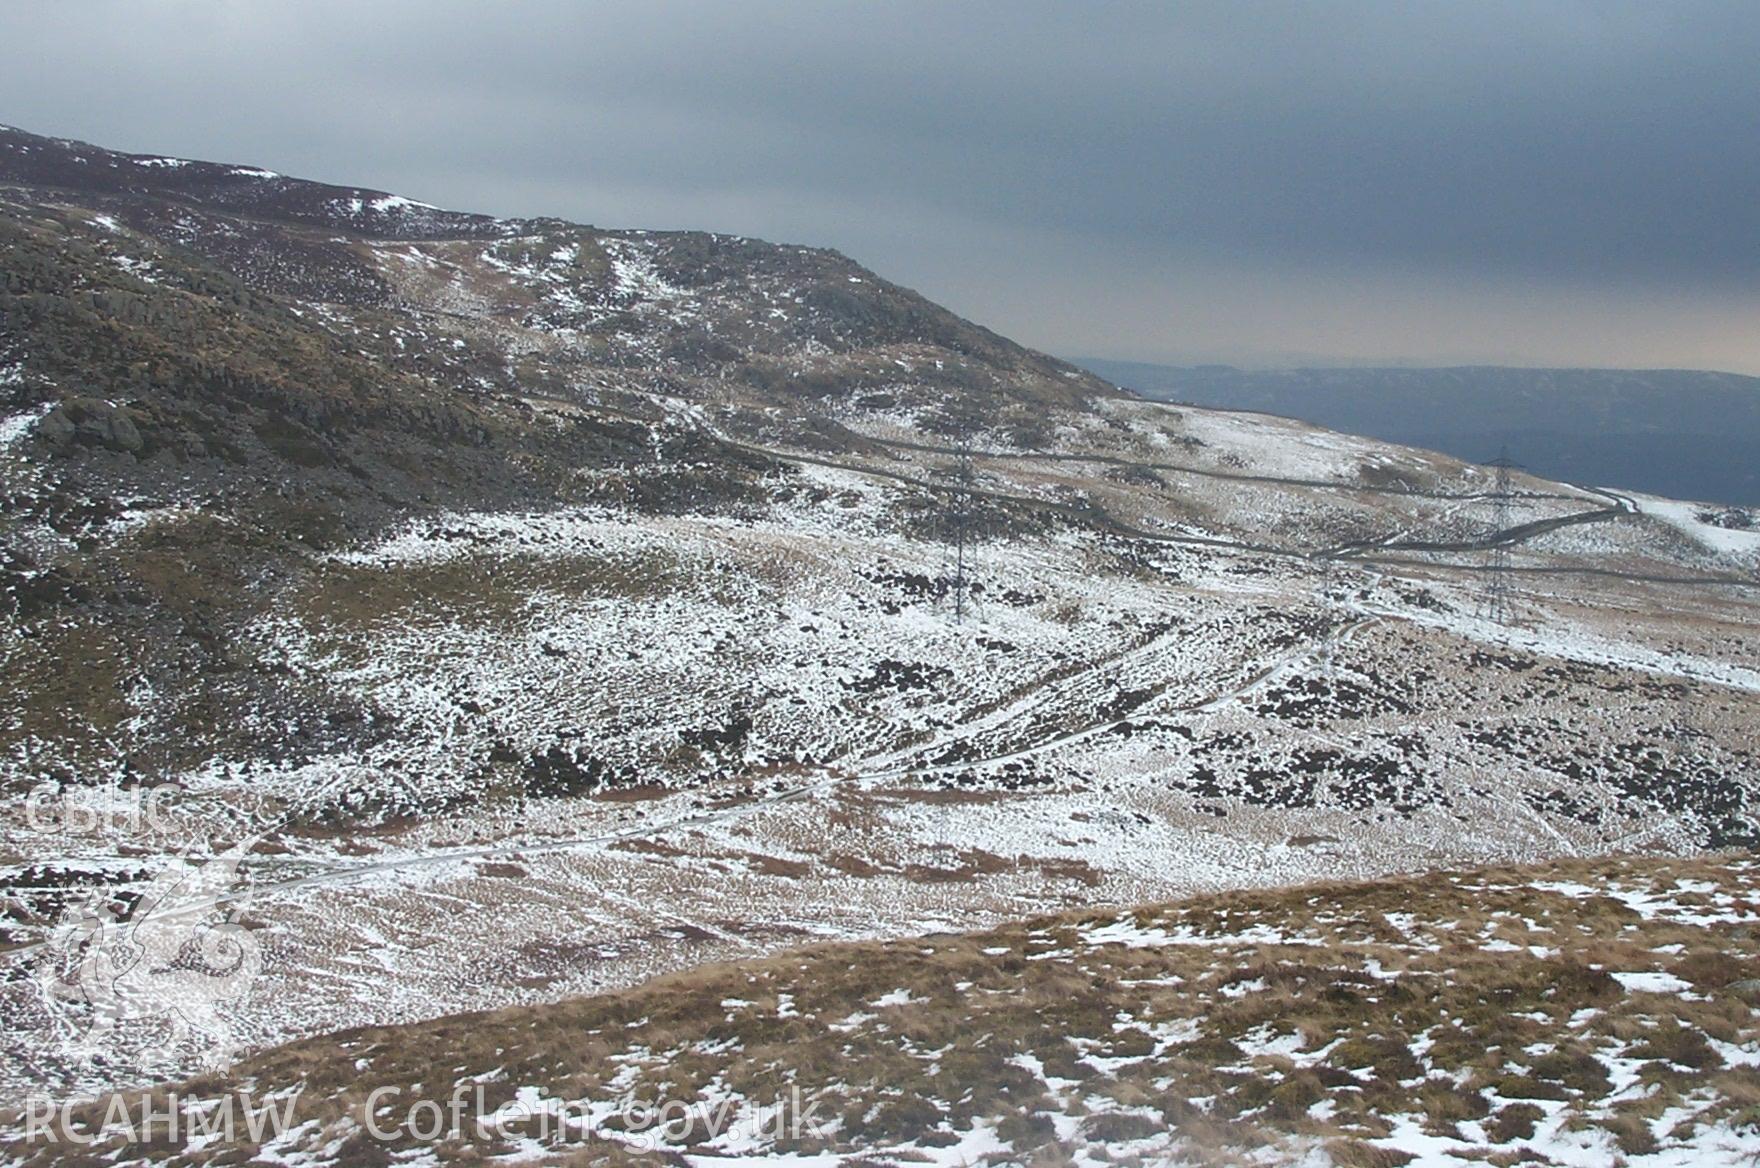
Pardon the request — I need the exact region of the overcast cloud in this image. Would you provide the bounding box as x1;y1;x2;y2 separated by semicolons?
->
2;1;1757;371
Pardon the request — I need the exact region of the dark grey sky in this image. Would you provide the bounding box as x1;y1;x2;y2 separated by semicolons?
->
3;2;1757;372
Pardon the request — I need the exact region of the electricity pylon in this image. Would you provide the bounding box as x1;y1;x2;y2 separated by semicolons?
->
946;428;974;623
1481;446;1521;624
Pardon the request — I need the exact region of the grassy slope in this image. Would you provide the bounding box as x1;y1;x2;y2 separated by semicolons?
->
9;854;1760;1166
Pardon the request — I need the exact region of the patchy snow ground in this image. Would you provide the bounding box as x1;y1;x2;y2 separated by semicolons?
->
1633;493;1760;563
4;453;1756;1101
11;855;1758;1167
4;140;1759;1164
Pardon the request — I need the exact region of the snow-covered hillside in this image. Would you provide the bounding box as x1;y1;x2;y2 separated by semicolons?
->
1;125;1758;1102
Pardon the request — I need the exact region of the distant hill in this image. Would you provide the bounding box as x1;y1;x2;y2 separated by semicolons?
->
1077;359;1760;506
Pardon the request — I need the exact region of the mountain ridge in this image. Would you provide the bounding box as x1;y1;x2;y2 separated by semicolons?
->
2;125;1758;1107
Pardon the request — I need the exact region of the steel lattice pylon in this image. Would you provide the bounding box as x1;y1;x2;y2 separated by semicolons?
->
945;428;975;624
1481;446;1522;625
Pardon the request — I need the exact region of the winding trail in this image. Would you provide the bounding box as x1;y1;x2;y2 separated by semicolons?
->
648;399;1757;592
871;615;1383;781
